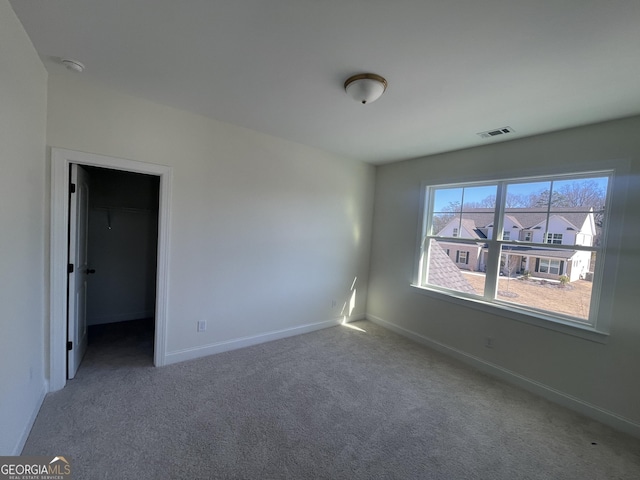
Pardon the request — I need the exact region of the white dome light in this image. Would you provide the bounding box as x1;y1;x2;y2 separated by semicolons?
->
344;73;388;105
61;58;85;73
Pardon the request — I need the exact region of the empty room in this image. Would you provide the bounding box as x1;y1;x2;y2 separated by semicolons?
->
1;0;639;478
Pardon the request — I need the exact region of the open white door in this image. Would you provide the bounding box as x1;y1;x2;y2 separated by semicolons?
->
68;164;90;378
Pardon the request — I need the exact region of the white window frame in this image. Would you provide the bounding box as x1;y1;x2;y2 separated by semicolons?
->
412;164;629;343
522;231;532;242
502;230;510;240
545;233;563;244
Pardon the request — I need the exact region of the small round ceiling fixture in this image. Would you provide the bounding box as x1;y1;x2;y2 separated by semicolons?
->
344;73;387;104
61;58;85;73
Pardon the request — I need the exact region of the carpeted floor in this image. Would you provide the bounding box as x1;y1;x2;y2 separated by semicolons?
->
23;320;640;479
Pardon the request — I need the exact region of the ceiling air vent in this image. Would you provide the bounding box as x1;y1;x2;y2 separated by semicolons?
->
477;126;515;139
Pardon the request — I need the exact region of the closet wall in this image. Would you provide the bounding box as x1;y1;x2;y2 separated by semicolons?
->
86;167;159;325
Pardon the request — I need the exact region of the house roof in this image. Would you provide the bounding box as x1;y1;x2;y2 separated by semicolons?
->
427;240;476;294
460;218;487;240
445;207;593;234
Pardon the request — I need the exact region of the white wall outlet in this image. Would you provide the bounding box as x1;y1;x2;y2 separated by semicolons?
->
197;320;207;332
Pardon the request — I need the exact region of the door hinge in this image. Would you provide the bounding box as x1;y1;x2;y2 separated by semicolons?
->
68;263;74;274
70;183;76;194
67;341;73;351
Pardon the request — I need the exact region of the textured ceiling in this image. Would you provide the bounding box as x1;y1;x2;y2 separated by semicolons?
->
10;0;640;164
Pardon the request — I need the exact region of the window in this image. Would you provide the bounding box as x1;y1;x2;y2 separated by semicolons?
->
537;258;561;275
415;170;616;336
545;233;563;244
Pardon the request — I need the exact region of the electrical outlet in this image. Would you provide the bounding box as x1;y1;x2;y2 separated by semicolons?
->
485;336;494;349
197;320;207;332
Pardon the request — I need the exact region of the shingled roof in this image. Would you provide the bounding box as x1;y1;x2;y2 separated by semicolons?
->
456;207;593;231
428;240;477;294
460;218;488;239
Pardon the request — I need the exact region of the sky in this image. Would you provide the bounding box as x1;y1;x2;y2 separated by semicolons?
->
431;175;609;212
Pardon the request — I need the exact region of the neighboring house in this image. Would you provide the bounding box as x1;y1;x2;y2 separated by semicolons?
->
435;208;596;282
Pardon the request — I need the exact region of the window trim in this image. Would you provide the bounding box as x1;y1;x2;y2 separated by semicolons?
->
412;160;630;342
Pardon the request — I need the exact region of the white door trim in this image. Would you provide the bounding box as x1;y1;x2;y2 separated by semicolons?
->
50;148;172;391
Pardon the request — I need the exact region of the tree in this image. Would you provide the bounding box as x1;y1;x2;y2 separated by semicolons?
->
432;201;461;234
531;189;565;208
555;180;606;209
504;193;530;208
528;180;606;209
464;195;496;208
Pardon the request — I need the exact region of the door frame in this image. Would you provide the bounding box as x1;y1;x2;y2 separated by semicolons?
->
50;148;172;391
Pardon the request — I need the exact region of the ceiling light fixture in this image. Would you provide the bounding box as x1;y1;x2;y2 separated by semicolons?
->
61;58;85;73
344;73;387;105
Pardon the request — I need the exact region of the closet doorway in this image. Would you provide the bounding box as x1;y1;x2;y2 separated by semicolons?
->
50;148;172;391
79;166;160;374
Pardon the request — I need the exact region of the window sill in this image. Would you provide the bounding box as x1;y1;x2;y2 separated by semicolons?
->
410;284;609;344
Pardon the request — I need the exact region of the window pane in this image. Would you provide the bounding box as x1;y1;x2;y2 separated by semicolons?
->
506;181;551;208
505;211;548;242
425;239;485;296
432;185;497;238
431;188;462;236
496;245;592;321
550;177;608;209
461;185;497;210
503;182;549;240
433;187;463;213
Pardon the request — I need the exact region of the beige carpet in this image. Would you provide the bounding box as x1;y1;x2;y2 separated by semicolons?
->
23;319;640;479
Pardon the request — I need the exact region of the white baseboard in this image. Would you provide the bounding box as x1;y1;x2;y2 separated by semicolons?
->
164;318;344;365
12;380;47;455
341;313;366;323
367;314;640;439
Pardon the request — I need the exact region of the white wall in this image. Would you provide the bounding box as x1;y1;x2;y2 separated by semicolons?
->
0;0;48;454
367;116;640;433
46;70;375;360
